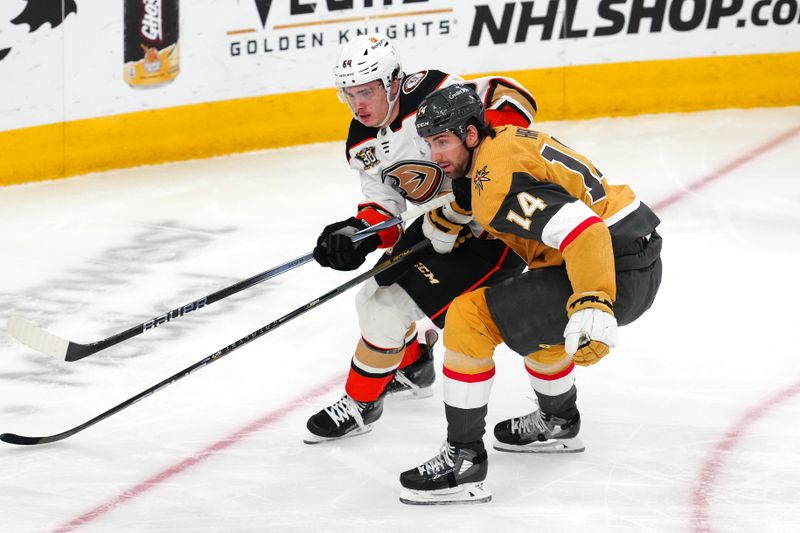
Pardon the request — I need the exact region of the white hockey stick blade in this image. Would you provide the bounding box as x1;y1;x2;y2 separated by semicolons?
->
7;317;70;360
399;482;492;505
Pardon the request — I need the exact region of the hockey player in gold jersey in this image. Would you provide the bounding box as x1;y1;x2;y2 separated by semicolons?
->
398;84;662;505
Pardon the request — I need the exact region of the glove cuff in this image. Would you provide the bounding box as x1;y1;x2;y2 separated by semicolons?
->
566;291;614;317
359;232;381;254
426;207;463;234
351;217;380;254
443;200;473;225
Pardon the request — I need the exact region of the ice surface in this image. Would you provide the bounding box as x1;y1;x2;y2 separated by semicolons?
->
1;108;799;532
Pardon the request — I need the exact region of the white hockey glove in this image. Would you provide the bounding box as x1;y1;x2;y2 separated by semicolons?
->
564;291;618;366
422;183;473;254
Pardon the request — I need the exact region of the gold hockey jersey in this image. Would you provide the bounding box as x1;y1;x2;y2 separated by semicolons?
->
468;126;660;301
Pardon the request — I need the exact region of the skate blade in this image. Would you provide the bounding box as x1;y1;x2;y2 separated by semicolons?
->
386;386;434;400
399;482;491;505
493;437;585;454
303;425;373;445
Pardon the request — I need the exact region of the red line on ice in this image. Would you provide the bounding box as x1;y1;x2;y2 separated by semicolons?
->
652;124;800;211
54;123;800;532
650;123;800;533
53;376;344;533
691;381;800;533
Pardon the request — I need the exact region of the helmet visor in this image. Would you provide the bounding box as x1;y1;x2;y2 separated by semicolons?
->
338;80;393;127
338;81;385;109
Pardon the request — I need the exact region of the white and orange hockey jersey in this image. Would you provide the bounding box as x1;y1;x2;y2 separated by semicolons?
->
344;70;538;248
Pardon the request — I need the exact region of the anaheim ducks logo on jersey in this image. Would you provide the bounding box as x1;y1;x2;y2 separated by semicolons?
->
382;160;444;204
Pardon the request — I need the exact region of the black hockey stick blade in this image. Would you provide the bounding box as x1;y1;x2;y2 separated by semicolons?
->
6;193;452;362
2;426;86;445
6;253;315;362
0;240;431;446
0;434;44;445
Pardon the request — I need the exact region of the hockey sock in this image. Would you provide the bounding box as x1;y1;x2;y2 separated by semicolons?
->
535;385;579;420
445;404;488;444
345;338;404;402
398;337;421;369
442;350;494;444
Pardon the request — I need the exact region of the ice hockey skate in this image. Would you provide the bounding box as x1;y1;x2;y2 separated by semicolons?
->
385;329;438;400
493;408;585;453
399;441;491;505
304;394;383;444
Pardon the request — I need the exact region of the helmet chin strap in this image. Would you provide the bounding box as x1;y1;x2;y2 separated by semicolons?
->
375;81;401;129
459;134;477;179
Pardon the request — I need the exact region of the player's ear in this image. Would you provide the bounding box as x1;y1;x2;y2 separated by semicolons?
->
465;124;480;149
389;77;400;99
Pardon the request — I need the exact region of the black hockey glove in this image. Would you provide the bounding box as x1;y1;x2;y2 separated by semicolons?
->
313;217;381;271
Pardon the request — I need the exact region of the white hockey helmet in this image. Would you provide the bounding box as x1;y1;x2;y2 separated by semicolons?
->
334;33;402;91
334;33;403;126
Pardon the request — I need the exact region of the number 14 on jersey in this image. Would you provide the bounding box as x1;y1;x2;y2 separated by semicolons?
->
506;192;547;231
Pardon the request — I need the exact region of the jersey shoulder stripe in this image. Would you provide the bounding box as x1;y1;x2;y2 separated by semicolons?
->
607;201;661;254
345;120;377;161
395;69;451;121
557;215;603;252
344;70;451;159
484;77;538;115
466;77;538;124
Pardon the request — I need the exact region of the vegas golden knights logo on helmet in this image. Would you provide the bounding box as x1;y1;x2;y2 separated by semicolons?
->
382;161;444;204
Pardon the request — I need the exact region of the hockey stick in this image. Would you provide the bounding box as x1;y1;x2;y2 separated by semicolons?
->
7;193;453;362
0;239;432;446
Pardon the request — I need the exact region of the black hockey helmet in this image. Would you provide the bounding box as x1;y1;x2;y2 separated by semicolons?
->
415;84;486;140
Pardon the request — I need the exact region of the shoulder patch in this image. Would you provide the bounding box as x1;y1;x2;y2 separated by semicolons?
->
402;70;429;95
473;165;491;196
345;118;377;157
354;145;379;170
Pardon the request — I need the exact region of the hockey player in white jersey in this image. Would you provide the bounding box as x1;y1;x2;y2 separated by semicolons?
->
305;33;538;444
